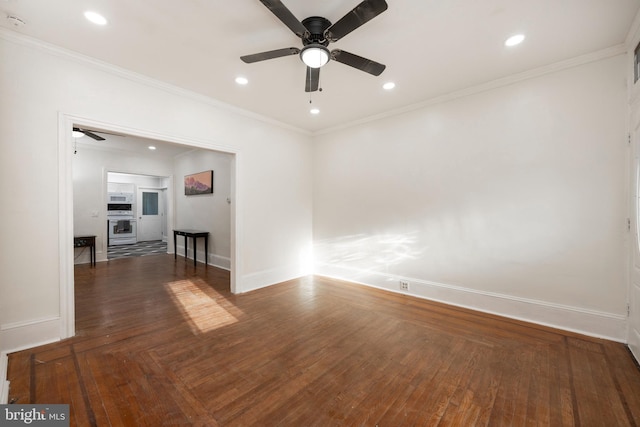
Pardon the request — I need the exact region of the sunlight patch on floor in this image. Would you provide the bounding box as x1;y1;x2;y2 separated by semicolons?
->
165;279;238;334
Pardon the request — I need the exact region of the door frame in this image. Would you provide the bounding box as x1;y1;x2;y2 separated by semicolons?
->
628;117;640;362
59;113;239;339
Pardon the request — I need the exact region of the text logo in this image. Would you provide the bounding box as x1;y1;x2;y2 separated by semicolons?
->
1;405;69;426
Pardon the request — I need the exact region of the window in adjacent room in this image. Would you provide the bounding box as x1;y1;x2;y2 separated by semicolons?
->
142;191;159;215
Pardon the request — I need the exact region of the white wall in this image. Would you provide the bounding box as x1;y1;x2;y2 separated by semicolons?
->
174;150;232;269
0;34;313;352
313;54;629;340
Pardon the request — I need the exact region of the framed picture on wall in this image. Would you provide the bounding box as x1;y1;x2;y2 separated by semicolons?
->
184;170;214;195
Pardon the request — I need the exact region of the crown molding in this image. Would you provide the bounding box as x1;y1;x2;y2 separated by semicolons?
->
0;27;626;138
316;44;627;136
0;27;311;137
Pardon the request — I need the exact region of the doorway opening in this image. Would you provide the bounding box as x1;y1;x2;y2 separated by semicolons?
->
106;172;169;260
61;114;239;340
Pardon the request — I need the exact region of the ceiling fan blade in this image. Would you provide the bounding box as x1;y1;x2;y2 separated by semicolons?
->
90;130;124;137
83;130;106;141
305;67;320;92
259;0;309;39
73;127;106;141
331;49;385;76
325;0;388;42
241;47;300;63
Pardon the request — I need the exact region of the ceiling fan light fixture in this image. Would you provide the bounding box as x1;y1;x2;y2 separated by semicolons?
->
300;44;330;68
72;130;85;138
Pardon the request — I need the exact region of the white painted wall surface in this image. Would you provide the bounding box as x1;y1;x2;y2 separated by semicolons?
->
174;150;232;269
0;35;313;352
313;55;628;340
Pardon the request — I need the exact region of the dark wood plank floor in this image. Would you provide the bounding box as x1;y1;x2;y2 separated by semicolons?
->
7;255;640;426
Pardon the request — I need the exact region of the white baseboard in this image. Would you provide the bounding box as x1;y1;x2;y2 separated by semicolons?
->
239;267;305;294
315;264;628;342
629;328;640;364
0;317;62;355
1;352;9;404
210;254;231;271
174;245;231;270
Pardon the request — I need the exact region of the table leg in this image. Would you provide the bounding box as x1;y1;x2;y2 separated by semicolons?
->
193;236;197;267
184;235;188;260
174;232;177;260
205;236;208;266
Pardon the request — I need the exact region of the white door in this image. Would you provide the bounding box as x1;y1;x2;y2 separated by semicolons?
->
137;188;163;242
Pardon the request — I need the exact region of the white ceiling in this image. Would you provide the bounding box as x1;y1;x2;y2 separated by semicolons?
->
2;0;639;133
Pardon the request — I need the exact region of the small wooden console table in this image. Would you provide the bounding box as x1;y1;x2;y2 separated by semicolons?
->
173;229;209;267
74;235;96;266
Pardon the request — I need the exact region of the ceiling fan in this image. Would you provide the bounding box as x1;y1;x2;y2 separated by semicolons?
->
241;0;388;92
72;127;122;141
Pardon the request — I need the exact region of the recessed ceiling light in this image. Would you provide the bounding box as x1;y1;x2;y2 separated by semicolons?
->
235;76;248;85
84;11;108;26
383;82;396;90
310;108;320;115
505;34;525;47
148;146;156;150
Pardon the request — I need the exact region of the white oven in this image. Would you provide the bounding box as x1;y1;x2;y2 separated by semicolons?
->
108;218;137;246
107;192;136;245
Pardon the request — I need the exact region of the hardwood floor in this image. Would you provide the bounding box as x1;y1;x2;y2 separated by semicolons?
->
7;255;640;426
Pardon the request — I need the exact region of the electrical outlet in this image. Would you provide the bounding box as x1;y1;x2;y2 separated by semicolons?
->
399;280;409;291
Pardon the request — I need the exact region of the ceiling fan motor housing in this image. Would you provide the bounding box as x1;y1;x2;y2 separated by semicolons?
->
241;0;388;91
301;16;331;46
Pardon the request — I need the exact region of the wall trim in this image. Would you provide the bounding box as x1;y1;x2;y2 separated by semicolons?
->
0;317;62;355
315;264;628;342
1;352;9;404
630;328;640;364
173;244;231;271
316;44;627;136
0;28;309;137
239;268;305;294
0;27;625;139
